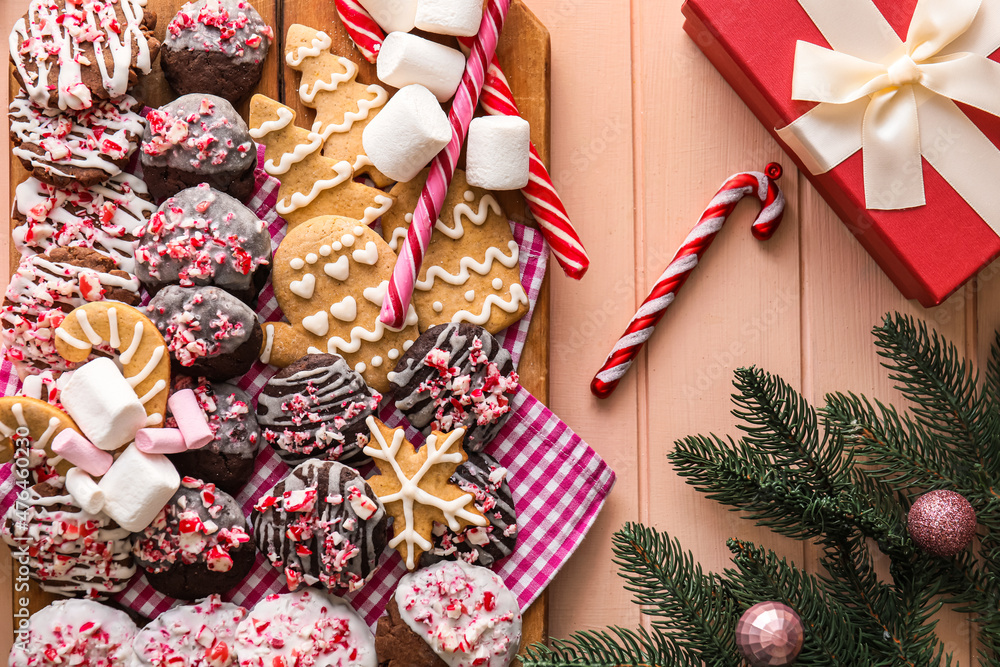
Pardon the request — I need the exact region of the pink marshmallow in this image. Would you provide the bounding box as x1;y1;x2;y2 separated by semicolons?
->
167;389;214;450
134;428;188;455
52;429;114;477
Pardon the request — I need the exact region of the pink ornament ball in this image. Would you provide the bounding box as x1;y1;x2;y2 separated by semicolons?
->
908;489;977;557
736;601;804;667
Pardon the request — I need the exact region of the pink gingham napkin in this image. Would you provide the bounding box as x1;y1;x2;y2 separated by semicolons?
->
0;150;616;627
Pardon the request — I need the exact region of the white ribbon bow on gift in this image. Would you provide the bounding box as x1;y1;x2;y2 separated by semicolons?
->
776;0;1000;228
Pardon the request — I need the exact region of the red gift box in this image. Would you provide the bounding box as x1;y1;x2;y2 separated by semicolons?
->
682;0;1000;307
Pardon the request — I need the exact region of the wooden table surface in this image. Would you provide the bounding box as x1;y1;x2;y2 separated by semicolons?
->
2;0;995;661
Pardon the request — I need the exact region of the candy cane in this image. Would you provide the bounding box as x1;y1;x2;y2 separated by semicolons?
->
334;0;383;63
379;0;512;329
590;164;786;399
334;0;590;280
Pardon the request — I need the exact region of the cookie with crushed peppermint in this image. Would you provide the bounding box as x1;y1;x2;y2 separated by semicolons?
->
146;285;263;381
140;94;258;202
9;89;145;188
1;480;136;599
9;598;138;667
132;477;254;600
256;353;381;466
388;323;519;452
161;0;273;103
133;595;247;667
135;184;272;305
251;459;387;594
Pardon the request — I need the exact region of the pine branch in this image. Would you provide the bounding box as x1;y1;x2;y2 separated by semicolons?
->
521;627;686;667
873;313;998;477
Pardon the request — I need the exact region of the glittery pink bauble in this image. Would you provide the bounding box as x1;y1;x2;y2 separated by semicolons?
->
735;602;804;666
908;490;977;557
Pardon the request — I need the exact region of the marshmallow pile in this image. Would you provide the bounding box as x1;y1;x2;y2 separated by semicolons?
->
52;360;215;531
360;0;531;190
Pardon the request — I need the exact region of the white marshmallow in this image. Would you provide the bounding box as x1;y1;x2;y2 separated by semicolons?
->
358;0;418;33
59;357;148;451
363;84;451;183
465;115;531;190
377;32;466;103
65;467;105;514
98;444;180;532
415;0;484;36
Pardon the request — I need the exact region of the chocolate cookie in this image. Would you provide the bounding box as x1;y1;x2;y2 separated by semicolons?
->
1;480;136;598
167;376;261;495
10;599;139;667
252;459;387;593
146;285;263;381
131;477;254;600
133;595;247;667
375;560;522;667
256;354;382;465
235;590;377;667
10;0;159;111
13;173;156;274
421;452;517;568
388;323;519;452
1;247;140;378
134;184;272;304
140;94;257;202
161;0;273;103
9;90;145;188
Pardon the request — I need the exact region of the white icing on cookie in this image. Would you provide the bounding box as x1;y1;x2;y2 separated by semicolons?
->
352;241;379;266
452;285;529;326
303;310;330;337
324;256;350;281
285;30;333;67
414;241;520;291
290;274;317;299
329;296;358;322
275;161;353;215
249;106;294;139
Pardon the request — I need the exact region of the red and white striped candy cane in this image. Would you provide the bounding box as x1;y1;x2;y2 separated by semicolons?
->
334;0;591;280
591;164;786;399
334;0;384;63
380;0;512;328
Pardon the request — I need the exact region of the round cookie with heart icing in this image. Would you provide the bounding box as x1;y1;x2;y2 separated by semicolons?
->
146;285;264;381
421;452;518;568
13;173;156;274
10;0;160;111
10;90;146;188
1;479;135;598
161;0;274;103
2;247;141;379
265;215;419;393
256;353;381;466
132;477;254;600
375;560;522;667
382;169;529;335
251;459;387;593
388;323;519;452
167;377;261;495
9;598;139;667
140;94;258;202
235;589;377;667
0;396;78;477
135;184;272;304
133;595;247;667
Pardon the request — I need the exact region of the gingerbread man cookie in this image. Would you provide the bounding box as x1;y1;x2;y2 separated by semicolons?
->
265;216;420;393
0;396;78;475
285;24;392;188
382;170;529;334
53;302;171;426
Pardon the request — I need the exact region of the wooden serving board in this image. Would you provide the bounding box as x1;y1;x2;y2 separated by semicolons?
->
2;0;550;657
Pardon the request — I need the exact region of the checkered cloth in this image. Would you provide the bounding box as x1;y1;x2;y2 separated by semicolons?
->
0;149;616;628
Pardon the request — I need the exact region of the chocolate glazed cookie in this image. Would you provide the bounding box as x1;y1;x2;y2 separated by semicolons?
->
388;323;519;452
252;460;387;594
257;354;382;466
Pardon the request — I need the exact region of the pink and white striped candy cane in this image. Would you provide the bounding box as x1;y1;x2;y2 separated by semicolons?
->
379;0;512;329
457;38;590;279
591;164;786;399
334;0;384;63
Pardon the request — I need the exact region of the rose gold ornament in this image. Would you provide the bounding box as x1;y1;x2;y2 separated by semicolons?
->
736;601;804;666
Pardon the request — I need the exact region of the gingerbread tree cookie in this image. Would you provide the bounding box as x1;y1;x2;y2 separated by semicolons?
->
265;216;420;393
382;170;529;334
285;24;393;188
248;95;394;230
363;416;486;570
